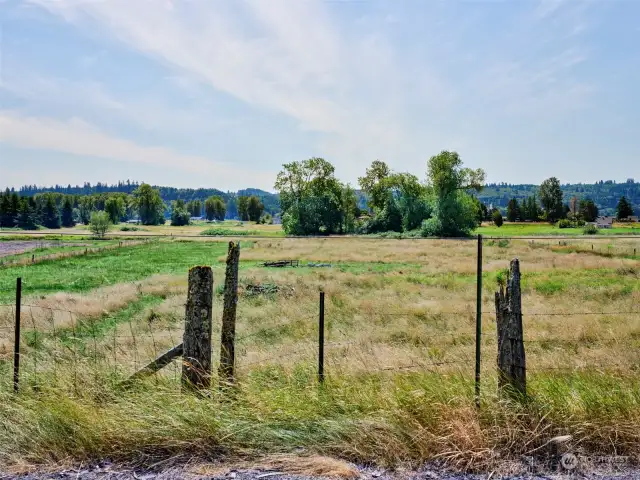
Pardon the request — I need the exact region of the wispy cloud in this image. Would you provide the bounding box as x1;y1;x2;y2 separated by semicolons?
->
0;111;270;189
23;0;438;171
2;0;637;187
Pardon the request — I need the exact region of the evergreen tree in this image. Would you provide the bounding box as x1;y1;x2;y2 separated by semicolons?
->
616;196;634;220
42;196;61;229
506;198;520;222
61;196;76;227
578;198;598;222
16;198;37;230
0;190;14;228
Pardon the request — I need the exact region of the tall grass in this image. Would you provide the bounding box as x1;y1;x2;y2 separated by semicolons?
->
0;236;638;470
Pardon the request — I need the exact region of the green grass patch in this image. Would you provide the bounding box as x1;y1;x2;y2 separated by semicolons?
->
0;241;229;302
477;223;640;237
200;228;252;236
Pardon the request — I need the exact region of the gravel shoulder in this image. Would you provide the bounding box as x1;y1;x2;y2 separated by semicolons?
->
2;459;640;480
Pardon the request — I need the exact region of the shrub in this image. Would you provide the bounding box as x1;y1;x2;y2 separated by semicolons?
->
557;219;572;228
89;211;111;239
200;228;250;236
258;213;273;225
492;210;503;227
583;224;599;235
420;217;443;237
120;225;144;232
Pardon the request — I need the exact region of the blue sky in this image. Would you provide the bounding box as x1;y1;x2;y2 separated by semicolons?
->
0;0;638;191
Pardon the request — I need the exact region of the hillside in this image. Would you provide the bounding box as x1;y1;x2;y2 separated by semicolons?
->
14;179;640;218
477;180;640;216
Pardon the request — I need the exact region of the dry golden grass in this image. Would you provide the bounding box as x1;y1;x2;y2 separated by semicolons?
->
6;237;637;380
0;236;639;470
237;237;638;274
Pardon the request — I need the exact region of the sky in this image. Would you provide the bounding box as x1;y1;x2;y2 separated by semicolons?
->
0;0;639;192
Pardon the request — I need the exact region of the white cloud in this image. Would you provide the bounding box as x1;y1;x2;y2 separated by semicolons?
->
5;0;628;187
23;0;426;170
0;111;272;189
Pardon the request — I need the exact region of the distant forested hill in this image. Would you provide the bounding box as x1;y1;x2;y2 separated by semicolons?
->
14;178;640;218
16;181;280;218
477;180;640;216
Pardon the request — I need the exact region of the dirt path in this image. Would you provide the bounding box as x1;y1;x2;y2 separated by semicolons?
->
0;241;89;258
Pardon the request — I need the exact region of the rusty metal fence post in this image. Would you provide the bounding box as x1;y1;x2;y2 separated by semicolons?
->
13;277;22;393
318;291;325;384
475;235;482;407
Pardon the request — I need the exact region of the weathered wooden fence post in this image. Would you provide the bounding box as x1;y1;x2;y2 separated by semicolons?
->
182;266;213;390
495;258;526;398
219;242;240;388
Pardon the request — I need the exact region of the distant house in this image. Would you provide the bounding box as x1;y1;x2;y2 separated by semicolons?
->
588;216;613;228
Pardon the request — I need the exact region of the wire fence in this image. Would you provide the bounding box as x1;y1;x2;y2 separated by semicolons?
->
2;299;639;393
0;234;639;395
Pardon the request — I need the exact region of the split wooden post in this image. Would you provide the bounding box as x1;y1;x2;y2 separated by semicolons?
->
495;258;526;398
219;242;240;388
182;266;213;390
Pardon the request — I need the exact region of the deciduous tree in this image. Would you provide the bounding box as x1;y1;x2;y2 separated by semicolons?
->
133;184;165;225
170;199;190;226
205;196;226;221
539;177;564;222
421;151;485;237
89;211;111;238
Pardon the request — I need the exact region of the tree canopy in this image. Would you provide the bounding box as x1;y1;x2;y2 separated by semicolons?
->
133;184;165;225
539;177;564;222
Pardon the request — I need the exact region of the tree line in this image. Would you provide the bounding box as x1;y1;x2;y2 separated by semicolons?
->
479;178;639;217
275;151;486;237
500;176;634;226
16;182;279;219
0;184;268;230
274;154;637;237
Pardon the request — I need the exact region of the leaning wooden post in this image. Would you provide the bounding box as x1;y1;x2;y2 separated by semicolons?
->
182;266;213;390
495;258;526;398
219;242;240;388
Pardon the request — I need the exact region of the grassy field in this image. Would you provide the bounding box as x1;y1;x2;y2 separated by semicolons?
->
0;237;639;470
3;220;640;241
477;221;640;237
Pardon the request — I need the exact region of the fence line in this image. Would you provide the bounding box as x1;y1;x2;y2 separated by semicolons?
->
1;234;639;399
